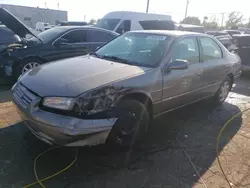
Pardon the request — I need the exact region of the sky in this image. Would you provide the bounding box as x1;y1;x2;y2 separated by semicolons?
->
1;0;250;24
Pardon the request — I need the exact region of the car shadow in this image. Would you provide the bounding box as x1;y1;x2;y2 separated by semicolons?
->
232;77;250;97
0;99;242;187
0;85;12;103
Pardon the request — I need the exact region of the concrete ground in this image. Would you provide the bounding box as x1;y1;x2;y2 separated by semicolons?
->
0;77;250;188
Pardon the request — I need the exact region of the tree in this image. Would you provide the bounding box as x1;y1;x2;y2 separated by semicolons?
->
203;16;208;25
226;11;243;29
204;16;219;29
181;16;201;25
88;19;97;25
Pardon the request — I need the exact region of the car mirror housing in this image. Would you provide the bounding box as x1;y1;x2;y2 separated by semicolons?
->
167;59;188;71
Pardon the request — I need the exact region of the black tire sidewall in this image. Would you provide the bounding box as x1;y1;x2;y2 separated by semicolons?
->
107;99;150;149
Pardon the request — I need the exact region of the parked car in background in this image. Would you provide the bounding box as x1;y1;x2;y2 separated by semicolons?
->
58;21;88;26
36;22;53;32
175;24;205;33
0;25;21;52
231;34;250;71
12;31;241;148
206;31;232;49
96;11;172;34
222;30;241;36
0;8;119;84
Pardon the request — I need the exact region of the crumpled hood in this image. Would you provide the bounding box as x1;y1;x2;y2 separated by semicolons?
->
19;55;151;97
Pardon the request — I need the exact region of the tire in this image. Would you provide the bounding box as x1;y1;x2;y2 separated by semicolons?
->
14;58;42;79
107;99;150;149
213;77;232;105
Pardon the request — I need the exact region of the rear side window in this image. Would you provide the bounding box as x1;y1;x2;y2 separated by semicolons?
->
199;37;222;61
116;20;131;34
171;37;199;64
61;30;87;43
87;30;115;42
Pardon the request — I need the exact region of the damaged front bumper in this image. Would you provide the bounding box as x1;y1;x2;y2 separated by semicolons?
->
12;84;117;147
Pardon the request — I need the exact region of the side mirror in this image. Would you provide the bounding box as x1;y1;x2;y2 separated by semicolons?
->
167;59;188;70
54;38;68;47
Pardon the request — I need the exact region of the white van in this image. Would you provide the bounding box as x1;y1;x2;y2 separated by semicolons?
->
96;11;173;34
36;22;53;32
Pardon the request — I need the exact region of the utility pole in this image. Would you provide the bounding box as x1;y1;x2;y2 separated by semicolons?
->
221;13;225;27
146;0;150;13
184;0;189;18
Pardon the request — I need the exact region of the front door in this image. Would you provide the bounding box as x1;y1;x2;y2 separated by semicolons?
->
161;36;203;113
47;29;91;61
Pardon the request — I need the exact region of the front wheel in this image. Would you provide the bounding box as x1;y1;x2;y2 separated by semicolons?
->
14;58;42;79
107;99;150;149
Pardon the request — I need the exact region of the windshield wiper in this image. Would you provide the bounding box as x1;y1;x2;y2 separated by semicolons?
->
102;55;136;65
89;52;103;59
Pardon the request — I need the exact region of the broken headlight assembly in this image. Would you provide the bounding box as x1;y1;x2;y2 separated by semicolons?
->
74;87;122;116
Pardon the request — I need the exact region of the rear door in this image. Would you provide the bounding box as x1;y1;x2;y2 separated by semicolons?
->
161;36;204;112
85;29;117;50
197;36;227;97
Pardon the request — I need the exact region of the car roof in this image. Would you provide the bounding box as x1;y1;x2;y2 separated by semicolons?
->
55;25;119;35
128;30;208;37
175;24;204;28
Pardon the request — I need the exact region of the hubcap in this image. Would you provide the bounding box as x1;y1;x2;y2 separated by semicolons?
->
219;81;230;102
22;62;40;74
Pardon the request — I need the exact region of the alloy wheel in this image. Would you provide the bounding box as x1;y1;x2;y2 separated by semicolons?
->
219;81;230;102
22;62;40;74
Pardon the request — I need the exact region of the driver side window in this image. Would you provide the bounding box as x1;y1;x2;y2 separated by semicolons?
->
171;37;199;64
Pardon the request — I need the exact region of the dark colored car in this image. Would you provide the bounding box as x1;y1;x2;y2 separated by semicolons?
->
58;21;88;26
206;31;232;49
231;34;250;71
0;8;118;84
12;31;241;148
175;24;205;33
0;25;21;53
222;30;241;36
0;25;21;45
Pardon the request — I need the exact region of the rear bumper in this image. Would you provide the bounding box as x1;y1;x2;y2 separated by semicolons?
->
12;96;117;147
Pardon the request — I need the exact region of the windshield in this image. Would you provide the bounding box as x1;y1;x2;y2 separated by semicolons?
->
95;33;169;68
37;27;66;42
96;19;120;31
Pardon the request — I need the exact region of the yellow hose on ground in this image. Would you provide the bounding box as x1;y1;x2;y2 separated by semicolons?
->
21;107;250;188
22;146;78;188
216;107;250;188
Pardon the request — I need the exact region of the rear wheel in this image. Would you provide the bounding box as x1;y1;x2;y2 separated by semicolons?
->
107;99;150;149
214;77;232;105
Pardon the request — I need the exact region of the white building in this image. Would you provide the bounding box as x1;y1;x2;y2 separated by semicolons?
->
0;4;68;28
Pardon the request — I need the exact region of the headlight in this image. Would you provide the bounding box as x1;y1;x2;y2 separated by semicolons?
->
43;97;75;110
74;87;120;115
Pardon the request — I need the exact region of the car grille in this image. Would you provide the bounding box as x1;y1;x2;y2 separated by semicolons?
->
13;83;38;108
